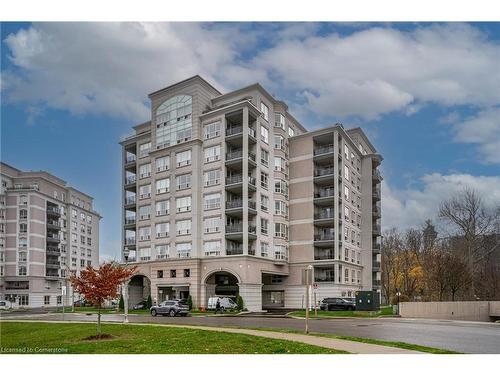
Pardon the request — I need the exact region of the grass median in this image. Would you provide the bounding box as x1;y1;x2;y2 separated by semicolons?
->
289;305;395;318
0;322;345;354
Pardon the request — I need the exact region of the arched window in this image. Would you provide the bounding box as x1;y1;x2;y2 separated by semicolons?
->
155;95;192;149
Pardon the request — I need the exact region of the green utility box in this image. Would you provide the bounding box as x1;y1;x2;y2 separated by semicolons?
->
355;291;380;311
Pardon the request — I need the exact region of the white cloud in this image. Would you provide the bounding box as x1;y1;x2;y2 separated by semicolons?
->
3;22;500;124
382;173;500;230
452;107;500;164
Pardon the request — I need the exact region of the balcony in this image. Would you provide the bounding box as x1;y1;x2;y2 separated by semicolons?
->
225;175;256;193
46;262;60;269
125;196;136;207
372;261;381;271
226;245;243;256
46;221;61;230
274;251;288;261
372;187;381;200
226;149;243;163
46;234;60;243
125;175;136;186
314;166;335;185
373;169;382;183
314;232;335;247
124;155;137;170
225;225;257;240
46;207;60;217
314;248;334;261
314;187;335;205
373;223;381;235
372;206;381;218
124;237;136;249
313;144;334;161
226;126;243;137
314;210;335;226
372;242;381;254
372;280;382;288
225;200;257;216
46;246;60;256
124;218;136;229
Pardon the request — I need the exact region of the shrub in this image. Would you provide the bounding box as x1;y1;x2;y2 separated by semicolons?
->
186;295;193;310
146;295;152;309
236;295;244;311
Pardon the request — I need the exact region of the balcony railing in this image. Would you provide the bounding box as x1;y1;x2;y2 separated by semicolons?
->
226;246;243;255
372;280;382;287
314;144;334;156
373;169;382;181
248;152;256;163
314;166;335;177
125;176;136;185
125;196;136;205
226;200;243;209
248;176;256;186
314;210;334;220
373;224;381;233
46;207;60;216
125;218;136;225
314;233;335;241
125;155;136;163
226;150;243;161
226;175;243;185
274;251;288;261
46;234;60;242
226;126;243;136
226;225;243;233
125;237;136;245
373;261;381;269
314;188;335;198
314;249;335;260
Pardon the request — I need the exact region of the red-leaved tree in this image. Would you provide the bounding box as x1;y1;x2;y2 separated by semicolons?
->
70;262;137;337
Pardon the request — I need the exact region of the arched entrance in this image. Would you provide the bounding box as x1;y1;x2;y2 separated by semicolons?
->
203;270;240;304
128;274;151;307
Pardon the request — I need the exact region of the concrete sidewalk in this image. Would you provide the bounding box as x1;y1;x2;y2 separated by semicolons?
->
2;319;420;354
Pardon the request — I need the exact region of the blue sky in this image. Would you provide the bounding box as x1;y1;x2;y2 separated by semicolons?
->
1;22;499;261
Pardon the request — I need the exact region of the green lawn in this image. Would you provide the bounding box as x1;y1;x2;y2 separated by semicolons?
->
0;322;345;354
289;305;395;318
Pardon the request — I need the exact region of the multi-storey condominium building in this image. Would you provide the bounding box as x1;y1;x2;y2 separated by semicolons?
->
121;75;382;311
0;163;101;307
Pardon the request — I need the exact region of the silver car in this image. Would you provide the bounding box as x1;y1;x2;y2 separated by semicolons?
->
150;300;189;317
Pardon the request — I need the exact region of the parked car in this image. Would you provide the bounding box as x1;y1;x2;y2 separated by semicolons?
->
132;301;147;310
320;297;356;311
207;296;237;312
0;300;12;310
73;299;89;307
150;300;189;317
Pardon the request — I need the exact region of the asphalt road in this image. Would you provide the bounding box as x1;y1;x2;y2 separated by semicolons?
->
2;311;499;354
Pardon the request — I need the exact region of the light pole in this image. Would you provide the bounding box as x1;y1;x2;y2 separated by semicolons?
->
123;249;129;323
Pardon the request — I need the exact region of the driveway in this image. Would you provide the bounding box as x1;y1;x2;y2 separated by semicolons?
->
2;311;499;353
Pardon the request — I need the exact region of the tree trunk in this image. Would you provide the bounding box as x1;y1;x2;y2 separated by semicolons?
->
97;306;101;338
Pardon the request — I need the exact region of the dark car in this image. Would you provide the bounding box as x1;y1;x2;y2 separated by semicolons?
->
132;301;147;310
320;297;356;311
150;300;190;317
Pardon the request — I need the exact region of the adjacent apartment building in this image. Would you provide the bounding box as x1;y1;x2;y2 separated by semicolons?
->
121;75;382;311
0;163;101;307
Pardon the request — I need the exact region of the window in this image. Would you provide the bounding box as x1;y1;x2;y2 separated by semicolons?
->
170;270;177;278
275;113;285;129
176;196;191;213
18;295;29;306
288;126;295;137
176;220;191;235
18;252;27;262
18;266;27;276
19;237;27;248
87;237;92;246
80;223;86;233
156;95;192;148
176;173;191;190
344;206;350;220
204;216;221;233
139;205;151;220
80;212;86;221
139;142;151;158
139;163;151;179
71;233;77;243
204;121;221;139
274;245;288;260
344;165;349;181
184;269;190;277
139;184;151;199
156;156;170;172
274;135;286;152
274;179;288;197
204;193;221;210
20;195;28;206
139;226;151;241
260;194;269;211
261;218;268;235
204;241;221;257
80;259;85;268
157;270;164;278
260;125;269;143
260;149;269;166
57;296;62;305
344;144;350;160
260;172;268;189
176;242;191;258
156;244;169;259
155;222;169;238
260;242;269;257
275;200;288;217
176;150;191;167
344;186;350;200
156;178;170;194
80;235;86;245
260;102;269;121
139;247;151;261
274;223;288;239
72;209;77;218
204;145;221;163
19;209;27;219
345;268;349;283
19;223;27;233
156;200;169;216
204;169;221;187
274;157;287;173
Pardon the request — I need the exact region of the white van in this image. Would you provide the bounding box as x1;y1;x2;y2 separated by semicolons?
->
207;296;237;311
